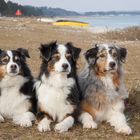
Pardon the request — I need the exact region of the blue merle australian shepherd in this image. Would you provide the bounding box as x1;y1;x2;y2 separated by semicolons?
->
78;44;132;135
35;41;81;133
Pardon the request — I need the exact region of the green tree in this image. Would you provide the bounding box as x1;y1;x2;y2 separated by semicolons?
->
0;0;7;15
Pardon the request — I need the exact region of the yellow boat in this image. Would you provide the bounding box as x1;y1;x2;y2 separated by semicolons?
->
53;20;89;27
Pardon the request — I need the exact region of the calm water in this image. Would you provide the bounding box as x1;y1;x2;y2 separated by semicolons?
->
70;15;140;29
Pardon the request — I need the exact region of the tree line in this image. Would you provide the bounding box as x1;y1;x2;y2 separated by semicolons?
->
1;0;139;17
0;0;80;17
0;0;43;16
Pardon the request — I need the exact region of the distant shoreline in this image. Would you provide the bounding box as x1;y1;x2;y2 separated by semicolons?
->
1;16;140;33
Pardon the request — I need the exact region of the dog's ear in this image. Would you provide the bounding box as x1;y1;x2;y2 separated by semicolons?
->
17;48;30;59
39;41;57;61
66;42;81;61
119;47;127;63
85;44;98;64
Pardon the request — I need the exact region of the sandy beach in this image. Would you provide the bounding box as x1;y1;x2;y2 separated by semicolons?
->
0;17;140;140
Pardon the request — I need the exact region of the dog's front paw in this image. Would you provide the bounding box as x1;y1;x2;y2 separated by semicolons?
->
0;115;4;123
20;120;32;127
38;118;51;132
55;122;69;133
38;123;51;132
13;112;34;127
115;125;132;135
83;120;97;129
79;112;97;129
14;118;32;127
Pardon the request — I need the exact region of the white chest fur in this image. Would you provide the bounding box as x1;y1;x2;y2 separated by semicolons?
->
100;74;119;103
36;74;75;122
0;75;30;118
101;74;115;90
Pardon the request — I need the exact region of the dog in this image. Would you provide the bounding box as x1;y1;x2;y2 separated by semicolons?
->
78;44;132;135
0;48;36;127
35;41;81;133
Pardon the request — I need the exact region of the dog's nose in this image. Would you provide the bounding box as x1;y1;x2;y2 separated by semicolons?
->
109;62;116;68
62;63;68;70
11;64;17;70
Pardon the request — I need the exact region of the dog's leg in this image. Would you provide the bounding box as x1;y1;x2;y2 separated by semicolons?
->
0;114;4;123
79;112;97;129
107;101;132;135
55;116;74;133
37;112;52;132
13;111;35;127
108;112;132;135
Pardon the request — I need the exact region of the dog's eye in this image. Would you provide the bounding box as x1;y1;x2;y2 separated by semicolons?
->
1;57;9;64
66;53;71;58
52;54;60;61
100;54;106;58
113;53;117;57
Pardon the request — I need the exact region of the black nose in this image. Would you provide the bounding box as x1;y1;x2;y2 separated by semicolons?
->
109;62;116;68
62;63;68;70
11;64;17;70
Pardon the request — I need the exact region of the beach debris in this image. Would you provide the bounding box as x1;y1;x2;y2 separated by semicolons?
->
37;18;54;23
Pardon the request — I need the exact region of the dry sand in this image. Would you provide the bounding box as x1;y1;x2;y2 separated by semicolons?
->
0;17;140;140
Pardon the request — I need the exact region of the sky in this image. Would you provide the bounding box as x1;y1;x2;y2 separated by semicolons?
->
8;0;140;12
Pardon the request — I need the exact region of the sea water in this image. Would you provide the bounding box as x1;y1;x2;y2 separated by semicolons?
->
70;15;140;29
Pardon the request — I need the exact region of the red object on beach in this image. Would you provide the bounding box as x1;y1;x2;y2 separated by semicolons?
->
15;9;22;16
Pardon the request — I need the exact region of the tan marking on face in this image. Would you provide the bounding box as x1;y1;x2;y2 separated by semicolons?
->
47;53;60;73
0;65;6;80
52;53;60;61
47;61;55;73
1;56;9;64
95;61;106;77
94;49;108;77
